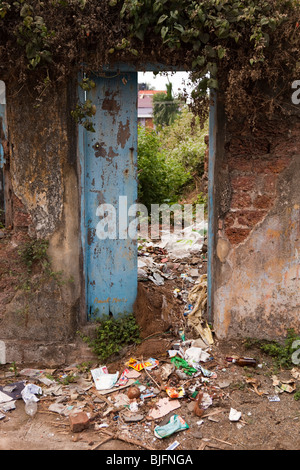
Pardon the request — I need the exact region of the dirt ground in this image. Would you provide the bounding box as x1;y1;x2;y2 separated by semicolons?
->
0;308;299;452
0;232;299;452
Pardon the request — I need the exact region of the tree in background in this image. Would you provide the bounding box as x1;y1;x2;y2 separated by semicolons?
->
137;107;208;210
160;106;208;178
153;82;180;128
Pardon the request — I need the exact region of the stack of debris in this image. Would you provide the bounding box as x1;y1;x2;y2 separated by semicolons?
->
1;337;300;450
0;338;221;449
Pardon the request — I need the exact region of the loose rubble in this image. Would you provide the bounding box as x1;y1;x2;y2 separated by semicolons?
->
0;224;299;451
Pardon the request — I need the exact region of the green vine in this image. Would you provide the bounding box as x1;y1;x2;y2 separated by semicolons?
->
71;78;97;131
0;1;299;125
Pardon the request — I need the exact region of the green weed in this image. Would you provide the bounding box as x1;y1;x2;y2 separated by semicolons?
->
78;313;141;362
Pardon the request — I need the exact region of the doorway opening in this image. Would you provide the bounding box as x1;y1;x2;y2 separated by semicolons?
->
78;69;213;329
135;71;211;332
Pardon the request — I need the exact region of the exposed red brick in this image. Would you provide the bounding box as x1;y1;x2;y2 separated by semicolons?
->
225;227;251;245
228;137;270;156
253;194;273;210
224;212;236;227
14;211;32;228
231;192;252;209
227;153;253;172
237;210;267;228
231;175;256;192
12;195;32;229
253;156;291;174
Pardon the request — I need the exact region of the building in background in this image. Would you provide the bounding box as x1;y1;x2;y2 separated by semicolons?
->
138;87;166;128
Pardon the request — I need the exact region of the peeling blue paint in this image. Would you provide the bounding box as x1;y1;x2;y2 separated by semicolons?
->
79;72;138;319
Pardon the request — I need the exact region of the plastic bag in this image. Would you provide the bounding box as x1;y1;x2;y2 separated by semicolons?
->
158;222;207;260
154;414;189;439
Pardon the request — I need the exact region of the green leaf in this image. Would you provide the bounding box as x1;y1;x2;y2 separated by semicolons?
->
161;25;169;39
158;14;168;24
218;47;226;59
207;78;218;89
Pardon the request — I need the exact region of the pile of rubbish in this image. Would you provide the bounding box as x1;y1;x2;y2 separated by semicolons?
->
0;339;225;449
138;220;212;348
1;337;299;450
137;221;208;286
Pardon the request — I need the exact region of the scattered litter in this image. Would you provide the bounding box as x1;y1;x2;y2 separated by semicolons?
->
147;398;181;420
226;356;257;367
0;381;25;401
166;440;180;450
291;368;300;380
186;275;213;346
154;414;189;439
229;408;242;422
121;410;144;423
0;401;16;412
171;357;197;376
160;363;174;380
157;222;207;260
272;375;296;394
20;368;45;378
127;385;141;400
166;386;185;398
48;403;68;415
194;392;212;417
1;223;295;450
246;377;264;396
91;367;119;391
0;390;13;404
25;400;38;417
267;395;280;402
21;384;42;404
184;347;210;366
128;358;159;372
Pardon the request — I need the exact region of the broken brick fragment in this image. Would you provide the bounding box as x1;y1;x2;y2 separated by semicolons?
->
69;411;90;433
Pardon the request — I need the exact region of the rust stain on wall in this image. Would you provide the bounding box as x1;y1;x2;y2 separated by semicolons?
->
117;119;130;149
102;91;120;114
93;141;107;158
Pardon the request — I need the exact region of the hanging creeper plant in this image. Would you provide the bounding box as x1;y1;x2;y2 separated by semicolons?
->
0;1;298;126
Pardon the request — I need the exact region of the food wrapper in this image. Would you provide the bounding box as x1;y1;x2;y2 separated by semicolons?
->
165;386;185;398
128;357;159;372
154;415;189;439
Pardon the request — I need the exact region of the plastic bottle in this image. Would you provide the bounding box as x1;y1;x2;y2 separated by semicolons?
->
226;356;257;367
25;399;37;417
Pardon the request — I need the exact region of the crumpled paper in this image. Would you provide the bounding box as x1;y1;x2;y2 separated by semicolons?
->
21;384;42;403
91;367;119;391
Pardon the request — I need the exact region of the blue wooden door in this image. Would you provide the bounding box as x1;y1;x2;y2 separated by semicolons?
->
80;72;138;319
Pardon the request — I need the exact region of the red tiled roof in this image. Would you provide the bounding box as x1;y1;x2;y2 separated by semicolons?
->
138;90;166;109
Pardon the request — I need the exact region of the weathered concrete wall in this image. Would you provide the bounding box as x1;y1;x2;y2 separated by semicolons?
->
0;79;86;364
213;97;300;341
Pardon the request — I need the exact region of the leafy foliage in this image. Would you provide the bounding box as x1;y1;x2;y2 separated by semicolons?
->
79;313;141;362
18;238;49;274
137;124;190;210
137;107;208;209
0;1;299;125
160;106;208;177
247;329;300;370
119;0;300;123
